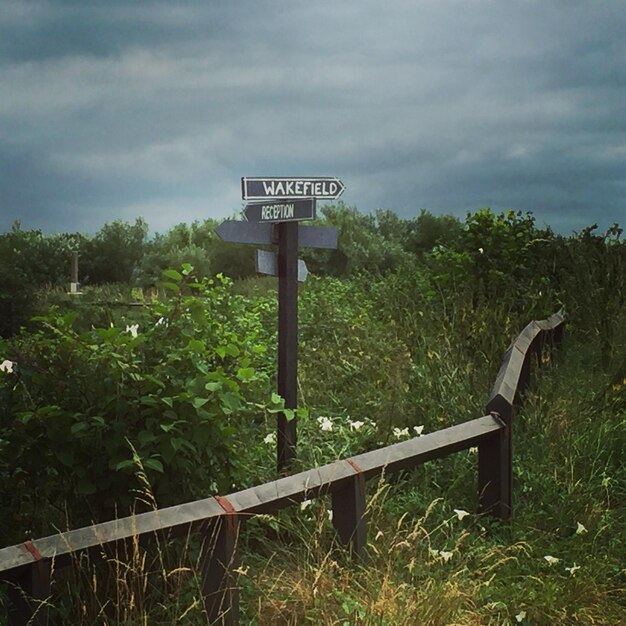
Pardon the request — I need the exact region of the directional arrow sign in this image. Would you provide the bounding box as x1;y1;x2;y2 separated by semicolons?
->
215;220;273;245
255;249;308;282
215;221;337;249
243;198;316;223
242;177;345;201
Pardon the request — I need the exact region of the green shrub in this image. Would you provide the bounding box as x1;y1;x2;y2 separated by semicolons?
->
0;269;281;542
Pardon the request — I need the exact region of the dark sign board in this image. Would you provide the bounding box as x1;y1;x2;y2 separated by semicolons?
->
242;177;345;201
215;220;273;245
215;220;338;249
243;198;316;223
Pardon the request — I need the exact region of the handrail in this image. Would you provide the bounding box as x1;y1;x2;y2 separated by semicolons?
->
487;309;565;416
0;310;565;626
0;415;502;579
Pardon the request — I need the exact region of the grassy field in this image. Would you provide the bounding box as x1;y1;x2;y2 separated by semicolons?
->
1;215;625;624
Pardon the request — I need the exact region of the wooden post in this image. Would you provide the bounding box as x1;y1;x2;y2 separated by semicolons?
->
277;221;298;471
7;560;51;626
201;515;240;626
332;469;367;559
70;251;80;293
71;252;78;284
478;397;512;520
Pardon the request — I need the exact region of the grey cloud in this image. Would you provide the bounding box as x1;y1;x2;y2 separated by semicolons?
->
0;1;625;234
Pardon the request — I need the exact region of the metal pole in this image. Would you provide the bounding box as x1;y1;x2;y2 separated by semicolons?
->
277;221;298;471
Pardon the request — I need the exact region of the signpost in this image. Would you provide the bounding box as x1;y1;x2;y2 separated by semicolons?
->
243;198;316;223
216;177;342;471
215;221;337;248
242;177;345;201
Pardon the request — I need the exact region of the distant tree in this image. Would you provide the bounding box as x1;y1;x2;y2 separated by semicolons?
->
305;203;410;276
137;220;215;287
405;209;463;255
81;219;148;284
0;222;81;336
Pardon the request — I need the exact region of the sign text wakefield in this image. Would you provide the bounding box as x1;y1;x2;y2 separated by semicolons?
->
242;177;345;200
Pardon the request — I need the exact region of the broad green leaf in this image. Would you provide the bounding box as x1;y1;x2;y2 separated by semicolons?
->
237;367;255;382
163;269;183;281
188;339;205;352
145;458;164;473
192;397;210;409
70;422;88;435
220;392;242;415
225;344;240;357
91;416;106;427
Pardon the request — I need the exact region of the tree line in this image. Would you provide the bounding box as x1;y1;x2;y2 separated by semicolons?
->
1;204;624;338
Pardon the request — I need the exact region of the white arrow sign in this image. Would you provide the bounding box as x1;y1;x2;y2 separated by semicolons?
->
255;249;308;282
242;177;345;200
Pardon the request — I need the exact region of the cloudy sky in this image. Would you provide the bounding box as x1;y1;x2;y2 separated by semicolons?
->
1;0;625;235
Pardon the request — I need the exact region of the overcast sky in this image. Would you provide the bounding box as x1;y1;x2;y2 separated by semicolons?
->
1;0;625;236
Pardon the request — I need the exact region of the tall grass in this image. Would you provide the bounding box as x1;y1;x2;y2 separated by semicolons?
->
2;258;624;624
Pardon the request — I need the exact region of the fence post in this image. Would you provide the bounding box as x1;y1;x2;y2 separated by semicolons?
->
7;559;51;626
332;463;367;559
70;251;80;293
478;396;512;520
201;509;240;626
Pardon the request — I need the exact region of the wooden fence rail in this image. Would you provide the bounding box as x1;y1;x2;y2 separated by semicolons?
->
0;310;564;625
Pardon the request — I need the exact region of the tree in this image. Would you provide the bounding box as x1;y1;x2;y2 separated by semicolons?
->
81;218;149;284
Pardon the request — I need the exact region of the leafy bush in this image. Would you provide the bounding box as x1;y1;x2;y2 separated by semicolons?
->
0;268;282;542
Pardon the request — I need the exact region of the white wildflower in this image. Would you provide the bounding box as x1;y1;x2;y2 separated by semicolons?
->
515;610;527;622
327;510;333;522
300;499;312;511
454;508;470;521
0;360;15;374
430;548;454;561
125;323;139;338
575;522;587;535
263;432;276;445
349;420;365;431
468;447;478;454
317;416;333;432
543;555;559;565
392;427;409;439
565;564;581;576
478;247;484;254
413;425;424;436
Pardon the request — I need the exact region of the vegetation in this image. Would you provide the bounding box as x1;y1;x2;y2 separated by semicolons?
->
0;207;624;624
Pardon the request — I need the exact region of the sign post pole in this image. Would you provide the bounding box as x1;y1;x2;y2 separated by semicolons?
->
217;176;342;472
277;221;298;470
